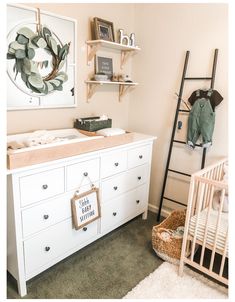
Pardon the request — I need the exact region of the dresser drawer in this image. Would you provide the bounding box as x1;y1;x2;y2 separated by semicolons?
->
20;168;65;207
101;164;147;202
126;184;148;215
101;150;127;178
100;194;127;232
24;219;98;276
126;164;147;190
127;145;151;169
101;185;147;233
66;158;99;191
101;172;128;202
22;183;98;238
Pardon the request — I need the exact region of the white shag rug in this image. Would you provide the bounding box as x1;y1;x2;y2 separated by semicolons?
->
123;262;228;299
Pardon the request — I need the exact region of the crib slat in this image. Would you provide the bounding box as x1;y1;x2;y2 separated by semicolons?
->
209;189;225;271
190;180;199;217
199;184;215;266
212;166;217;181
190;182;205;261
206;170;213;207
179;176;197;275
215;165;220;181
218;163;223;180
203;172;210;209
219;229;228;277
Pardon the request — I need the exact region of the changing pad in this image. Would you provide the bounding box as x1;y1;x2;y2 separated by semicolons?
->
188;208;228;255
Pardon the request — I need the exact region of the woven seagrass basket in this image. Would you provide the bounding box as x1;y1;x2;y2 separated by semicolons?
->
152;210;186;263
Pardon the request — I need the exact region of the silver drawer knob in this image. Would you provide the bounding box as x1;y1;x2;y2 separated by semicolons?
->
43;214;49;220
42;184;48;190
45;246;50;252
139;155;143;159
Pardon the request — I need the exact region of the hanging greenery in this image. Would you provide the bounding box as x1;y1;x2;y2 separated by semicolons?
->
7;26;70;95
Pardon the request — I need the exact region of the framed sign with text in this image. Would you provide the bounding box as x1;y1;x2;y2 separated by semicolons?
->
71;187;100;230
95;56;113;79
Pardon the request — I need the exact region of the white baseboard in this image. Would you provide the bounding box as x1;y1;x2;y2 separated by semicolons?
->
148;203;171;218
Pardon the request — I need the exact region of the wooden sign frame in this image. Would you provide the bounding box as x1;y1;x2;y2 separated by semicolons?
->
95;56;113;80
71;187;100;230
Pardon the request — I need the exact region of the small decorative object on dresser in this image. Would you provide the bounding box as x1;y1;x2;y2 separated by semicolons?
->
95;56;113;80
93;17;115;42
74;116;112;132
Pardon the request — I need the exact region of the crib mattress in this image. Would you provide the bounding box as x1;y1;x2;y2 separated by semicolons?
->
188;208;228;254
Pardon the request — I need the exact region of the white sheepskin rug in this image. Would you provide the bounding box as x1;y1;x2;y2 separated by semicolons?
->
123;262;228;299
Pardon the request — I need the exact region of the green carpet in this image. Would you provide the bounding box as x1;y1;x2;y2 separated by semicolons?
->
7;211;163;299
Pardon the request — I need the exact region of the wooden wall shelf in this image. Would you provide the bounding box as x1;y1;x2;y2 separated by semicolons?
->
85;80;138;102
86;39;141;68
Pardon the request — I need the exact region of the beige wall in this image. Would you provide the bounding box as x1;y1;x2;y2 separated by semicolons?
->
7;3;135;134
7;3;228;212
129;3;228;211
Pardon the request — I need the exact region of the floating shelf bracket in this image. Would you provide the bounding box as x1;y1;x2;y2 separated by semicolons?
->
120;50;134;69
119;84;135;102
87;43;101;65
86;82;100;102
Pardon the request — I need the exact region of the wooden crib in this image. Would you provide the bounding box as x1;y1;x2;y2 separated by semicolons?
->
179;158;228;285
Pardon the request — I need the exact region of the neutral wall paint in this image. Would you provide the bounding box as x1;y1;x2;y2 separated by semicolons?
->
7;3;135;134
129;3;228;210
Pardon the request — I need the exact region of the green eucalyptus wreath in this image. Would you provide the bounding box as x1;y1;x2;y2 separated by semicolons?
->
7;26;70;95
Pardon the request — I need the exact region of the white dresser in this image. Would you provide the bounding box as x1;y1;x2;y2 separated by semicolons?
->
7;134;155;296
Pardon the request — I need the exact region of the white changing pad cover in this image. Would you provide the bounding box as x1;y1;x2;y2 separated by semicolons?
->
189;208;228;254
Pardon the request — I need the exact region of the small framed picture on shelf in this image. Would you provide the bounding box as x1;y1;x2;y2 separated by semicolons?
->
95;56;113;80
93;17;115;42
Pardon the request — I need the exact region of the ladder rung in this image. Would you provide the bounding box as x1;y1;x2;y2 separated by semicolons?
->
168;169;191;177
179;109;190;113
173;140;202;148
163;196;187;207
184;77;212;80
173;139;186;144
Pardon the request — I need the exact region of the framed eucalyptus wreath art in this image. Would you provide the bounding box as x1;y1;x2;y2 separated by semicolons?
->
7;26;70;94
7;5;77;109
7;10;70;95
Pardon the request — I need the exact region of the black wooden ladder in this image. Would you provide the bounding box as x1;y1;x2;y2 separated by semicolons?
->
157;49;218;221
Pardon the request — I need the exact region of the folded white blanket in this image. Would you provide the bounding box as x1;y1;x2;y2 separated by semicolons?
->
96;128;125;137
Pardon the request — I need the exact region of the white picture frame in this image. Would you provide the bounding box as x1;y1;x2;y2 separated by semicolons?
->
7;4;77;110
